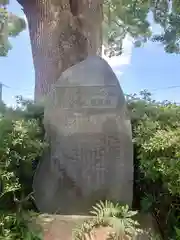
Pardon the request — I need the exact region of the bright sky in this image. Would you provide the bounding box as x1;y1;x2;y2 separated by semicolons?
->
1;1;180;106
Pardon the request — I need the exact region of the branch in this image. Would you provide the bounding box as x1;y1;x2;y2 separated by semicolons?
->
13;191;34;204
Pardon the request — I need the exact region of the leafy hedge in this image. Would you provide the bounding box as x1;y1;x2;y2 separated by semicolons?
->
127;91;180;239
0;98;46;239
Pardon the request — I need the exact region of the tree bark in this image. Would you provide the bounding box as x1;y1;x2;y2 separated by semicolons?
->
18;0;103;101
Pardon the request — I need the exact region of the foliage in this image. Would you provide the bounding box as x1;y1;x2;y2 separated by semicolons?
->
0;0;26;56
127;91;180;196
103;0;151;57
175;227;180;240
0;212;42;240
1;0;180;56
73;200;142;240
126;91;180;239
103;0;180;56
0;92;180;239
0;100;46;207
0;98;45;239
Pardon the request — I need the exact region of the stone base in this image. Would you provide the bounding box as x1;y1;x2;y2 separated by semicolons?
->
32;214;160;240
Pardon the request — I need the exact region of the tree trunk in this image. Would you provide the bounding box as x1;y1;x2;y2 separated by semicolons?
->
18;0;103;101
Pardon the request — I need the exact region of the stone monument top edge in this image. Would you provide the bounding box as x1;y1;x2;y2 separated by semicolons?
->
54;56;119;88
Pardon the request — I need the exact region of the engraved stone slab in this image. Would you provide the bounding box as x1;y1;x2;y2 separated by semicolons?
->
33;56;133;214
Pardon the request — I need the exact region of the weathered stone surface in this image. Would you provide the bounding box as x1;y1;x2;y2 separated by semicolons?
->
33;56;133;214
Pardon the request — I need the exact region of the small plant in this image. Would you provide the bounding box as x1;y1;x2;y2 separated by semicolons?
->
73;200;142;240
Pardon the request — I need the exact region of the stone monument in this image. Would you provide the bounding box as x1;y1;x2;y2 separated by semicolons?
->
33;56;133;214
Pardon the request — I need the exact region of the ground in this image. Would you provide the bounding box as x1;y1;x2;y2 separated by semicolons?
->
32;214;160;240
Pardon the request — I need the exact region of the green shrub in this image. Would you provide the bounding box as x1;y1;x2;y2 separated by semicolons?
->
0;212;42;240
0;98;46;239
127;91;180;238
